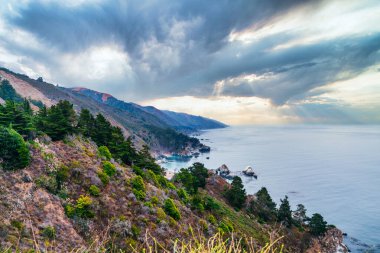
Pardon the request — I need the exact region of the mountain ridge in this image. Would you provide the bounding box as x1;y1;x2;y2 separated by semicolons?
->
0;67;226;153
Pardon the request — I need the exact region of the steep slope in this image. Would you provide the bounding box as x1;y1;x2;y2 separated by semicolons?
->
69;87;227;131
0;136;347;252
0;67;221;153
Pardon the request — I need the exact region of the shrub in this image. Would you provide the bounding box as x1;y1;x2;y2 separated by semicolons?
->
133;189;146;201
56;165;70;190
177;188;189;203
42;226;56;240
199;219;208;231
0;127;30;170
89;185;101;197
151;196;159;206
132;165;145;177
156;207;166;221
208;214;217;225
102;161;116;177
131;224;141;239
64;204;75;218
98;171;109;185
218;220;233;233
164;198;181;220
75;195;94;218
204;196;220;211
146;170;158;185
98;146;112;160
191;195;205;212
131;176;145;192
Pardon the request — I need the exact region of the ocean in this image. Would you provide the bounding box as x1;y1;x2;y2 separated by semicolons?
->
163;125;380;253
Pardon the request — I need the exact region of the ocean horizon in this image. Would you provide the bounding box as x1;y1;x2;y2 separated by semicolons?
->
163;124;380;253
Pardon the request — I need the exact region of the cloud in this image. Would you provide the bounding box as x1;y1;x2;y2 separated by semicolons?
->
0;0;380;124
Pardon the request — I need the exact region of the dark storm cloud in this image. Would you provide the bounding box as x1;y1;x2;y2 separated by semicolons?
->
9;0;316;54
1;0;379;106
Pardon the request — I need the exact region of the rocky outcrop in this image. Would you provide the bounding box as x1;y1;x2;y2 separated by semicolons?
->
306;228;348;253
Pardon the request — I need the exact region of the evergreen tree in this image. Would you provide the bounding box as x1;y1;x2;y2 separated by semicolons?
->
293;204;308;227
77;108;95;137
43;100;77;140
278;195;292;227
189;162;209;189
309;213;327;236
135;144;162;174
249;187;277;222
0;126;30;170
225;176;247;210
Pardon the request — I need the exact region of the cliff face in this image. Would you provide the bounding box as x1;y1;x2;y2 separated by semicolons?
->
0;136;346;252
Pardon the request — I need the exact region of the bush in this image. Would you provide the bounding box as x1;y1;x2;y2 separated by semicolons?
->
133;189;146;201
132;165;145;177
151;196;159;206
75;195;94;218
164;198;181;220
64;204;75;218
0;127;30;170
98;146;112;160
98;171;109;185
42;226;56;240
89;185;101;197
177;188;189;203
102;161;116;177
131;176;145;192
156;207;167;221
208;214;217;225
204;196;220;211
56;165;70;190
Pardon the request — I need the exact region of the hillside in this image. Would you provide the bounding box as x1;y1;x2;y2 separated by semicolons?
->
69;87;227;132
0;67;225;153
0;94;348;252
0;135;347;252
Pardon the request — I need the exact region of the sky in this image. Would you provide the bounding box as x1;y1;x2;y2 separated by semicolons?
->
0;0;379;125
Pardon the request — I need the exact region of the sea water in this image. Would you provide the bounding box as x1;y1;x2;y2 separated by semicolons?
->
163;125;380;253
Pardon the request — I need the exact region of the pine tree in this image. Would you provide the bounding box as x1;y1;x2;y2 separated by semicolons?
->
225;176;247;210
78;108;95;137
278;195;292;227
309;213;327;236
249;187;277;222
293;204;308;227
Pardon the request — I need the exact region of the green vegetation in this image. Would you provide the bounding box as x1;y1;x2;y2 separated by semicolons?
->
309;213;327;236
0;126;30;170
277;195;292;227
131;176;146;200
42;226;56;240
102;161;116;177
89;185;101;197
164;198;181;220
98;146;112;160
224;176;247;210
249;187;277;222
75;195;94;218
98;170;110;185
175;162;208;194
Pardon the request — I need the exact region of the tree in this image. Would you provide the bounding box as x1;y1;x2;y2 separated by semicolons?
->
42;100;77;140
249;187;277;222
189;162;209;189
309;213;327;236
77;109;95;137
0;126;30;170
225;176;247;210
278;195;292;227
293;204;308;227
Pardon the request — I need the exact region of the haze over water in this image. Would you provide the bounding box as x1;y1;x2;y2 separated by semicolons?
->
164;125;380;253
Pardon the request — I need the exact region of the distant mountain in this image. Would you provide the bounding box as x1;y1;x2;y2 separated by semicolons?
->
0;67;226;152
70;87;227;132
